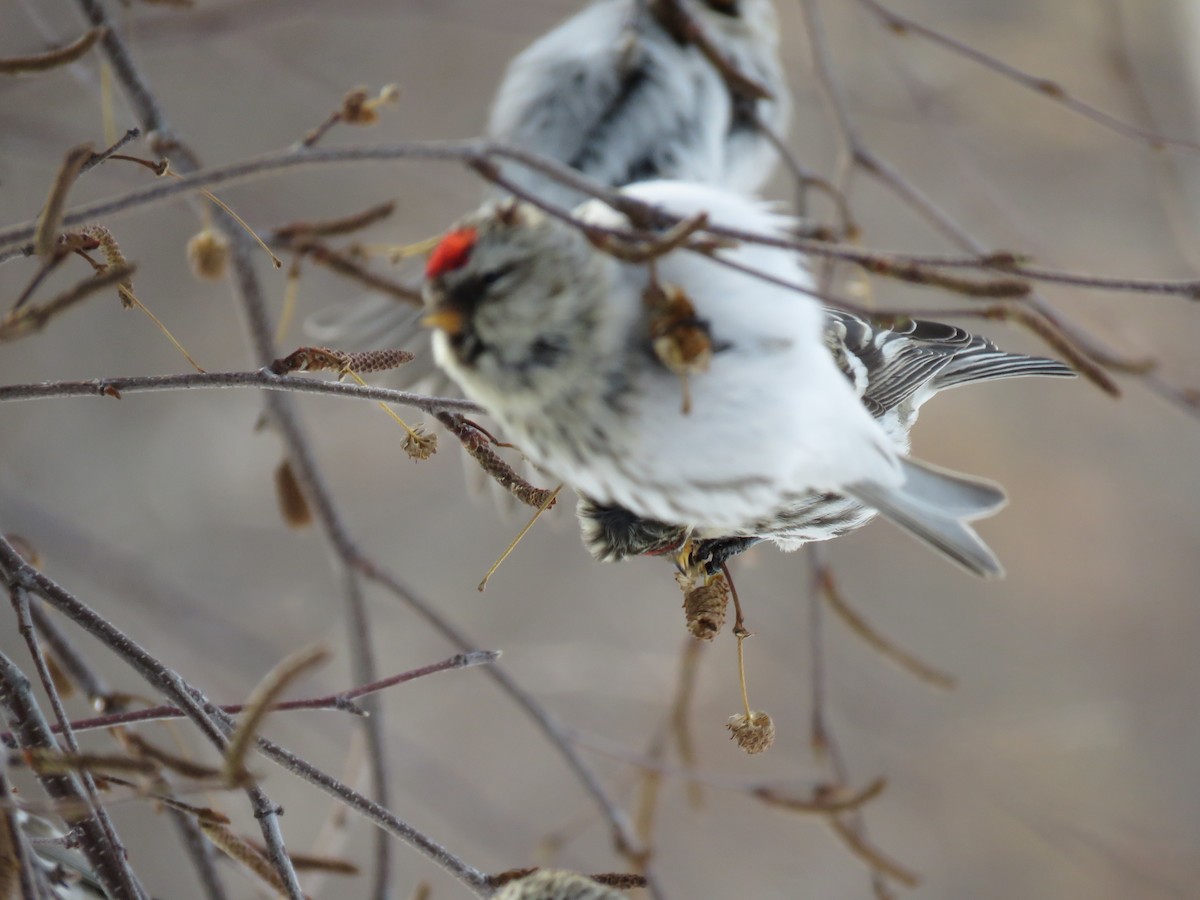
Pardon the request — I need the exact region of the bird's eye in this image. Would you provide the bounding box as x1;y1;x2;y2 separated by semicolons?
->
480;265;513;288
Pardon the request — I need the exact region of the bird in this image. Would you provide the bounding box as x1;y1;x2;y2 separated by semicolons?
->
487;0;790;208
307;0;790;372
422;179;1075;578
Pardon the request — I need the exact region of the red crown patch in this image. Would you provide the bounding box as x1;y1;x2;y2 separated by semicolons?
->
425;227;477;278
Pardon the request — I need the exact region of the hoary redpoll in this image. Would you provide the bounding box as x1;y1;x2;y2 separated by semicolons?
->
422;180;1072;577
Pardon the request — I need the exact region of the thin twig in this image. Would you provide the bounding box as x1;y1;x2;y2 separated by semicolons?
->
3;141;1197;301
81;127;142;174
224;645;331;786
0;765;41;899
0;648;146;898
0;368;482;413
23;586;230;899
27;601;113;707
1;263;135;342
812;556;955;689
857;0;1200;152
11;589;142;889
34;144;94;259
0;651;498;744
753;777;887;816
0;534;305;900
225;219;395;898
349;556;665;899
272;200;397;240
249;733;492;896
0;26;106;74
285;240;423;304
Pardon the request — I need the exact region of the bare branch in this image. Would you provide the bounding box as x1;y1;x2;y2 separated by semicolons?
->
2;651;499;745
0;368;482;413
0;26;105;75
858;0;1200;152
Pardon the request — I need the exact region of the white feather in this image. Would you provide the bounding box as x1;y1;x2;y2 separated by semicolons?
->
552;181;903;529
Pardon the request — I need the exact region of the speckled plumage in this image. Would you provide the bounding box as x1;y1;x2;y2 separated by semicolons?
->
425;181;1062;577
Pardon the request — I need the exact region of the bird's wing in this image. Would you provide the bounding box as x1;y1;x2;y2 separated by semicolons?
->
826;311;964;414
826;310;1075;416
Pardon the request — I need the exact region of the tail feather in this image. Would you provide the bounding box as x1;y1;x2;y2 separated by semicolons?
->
846;457;1007;579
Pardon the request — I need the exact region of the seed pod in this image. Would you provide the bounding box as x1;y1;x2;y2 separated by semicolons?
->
683;574;729;641
402;428;438;461
726;710;775;755
274;458;313;528
186;228;230;280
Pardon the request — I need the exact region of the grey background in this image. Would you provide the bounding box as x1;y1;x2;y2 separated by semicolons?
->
2;1;1199;897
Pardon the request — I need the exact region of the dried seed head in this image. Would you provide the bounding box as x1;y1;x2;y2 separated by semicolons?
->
340;348;415;374
274;458;313;528
647;284;714;375
270;346;351;376
494;870;628;900
81;225;137;307
341;86;376;125
645;283;715;414
726;710;775;755
683;574;729;641
403;428;438;461
186;228;230;280
378;83;401;104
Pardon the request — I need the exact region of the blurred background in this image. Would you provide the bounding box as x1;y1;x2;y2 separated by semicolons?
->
2;1;1200;897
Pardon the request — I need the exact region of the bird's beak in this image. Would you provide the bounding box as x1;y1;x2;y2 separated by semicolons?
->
421;304;465;336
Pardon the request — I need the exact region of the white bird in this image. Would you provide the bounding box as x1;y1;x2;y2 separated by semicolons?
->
423;181;1072;577
488;0;790;208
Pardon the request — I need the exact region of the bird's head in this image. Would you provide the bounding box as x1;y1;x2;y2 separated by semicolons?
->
422;200;614;401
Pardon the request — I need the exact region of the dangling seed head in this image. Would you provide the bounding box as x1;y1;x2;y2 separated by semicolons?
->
274;458;313;528
403;428;438;461
726;710;775;755
187;228;230;280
